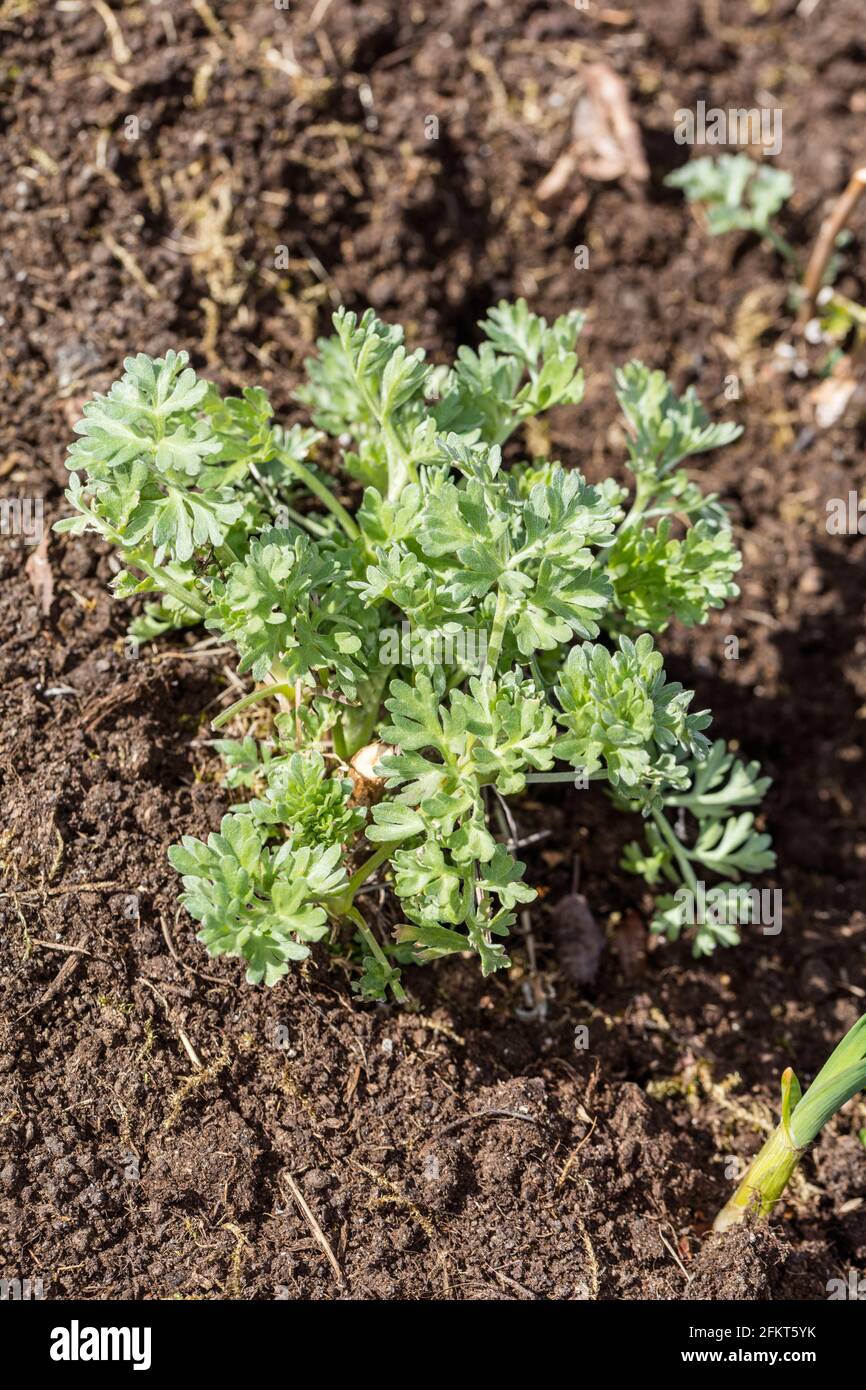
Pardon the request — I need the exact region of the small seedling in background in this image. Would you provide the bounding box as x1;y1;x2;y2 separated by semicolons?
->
714;1011;866;1231
665;153;796;263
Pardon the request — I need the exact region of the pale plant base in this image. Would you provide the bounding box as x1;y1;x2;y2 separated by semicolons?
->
713;1122;805;1233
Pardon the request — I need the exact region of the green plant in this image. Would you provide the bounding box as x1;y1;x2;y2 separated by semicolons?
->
56;302;774;997
714;1012;866;1231
665;153;795;262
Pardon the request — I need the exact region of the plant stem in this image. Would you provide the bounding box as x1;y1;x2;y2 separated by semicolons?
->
614;472;654;536
485;586;510;674
127;555;209;618
216;540;241;567
321;841;407;942
276;447;360;542
651;806;699;891
515;769;605;785
383;428;416;502
345;843;394;897
331;718;349;763
346;905;406;1002
762;224;799;268
798;165;866;324
211;681;297;730
322;840;406;921
713;1112;805;1232
284;506;331;538
339;344;416;501
596;472;654;570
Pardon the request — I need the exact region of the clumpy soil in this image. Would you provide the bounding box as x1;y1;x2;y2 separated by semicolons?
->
1;0;865;1300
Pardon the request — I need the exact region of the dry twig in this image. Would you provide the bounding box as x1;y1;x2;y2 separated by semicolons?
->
281;1172;345;1287
799;168;866;325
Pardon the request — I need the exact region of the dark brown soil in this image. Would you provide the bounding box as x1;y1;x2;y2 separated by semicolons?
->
1;0;865;1300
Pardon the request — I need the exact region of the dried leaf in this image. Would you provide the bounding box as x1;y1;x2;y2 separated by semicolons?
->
26;532;54;616
536;148;586;208
571;63;649;183
348;741;393;806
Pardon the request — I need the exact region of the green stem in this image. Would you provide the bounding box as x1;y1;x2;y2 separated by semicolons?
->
216;540;241;567
515;770;605;785
346;843;395;897
529;654;547;691
493;412;522;447
331;718;349;763
127;555;209;618
284;506;330;538
664;789;732;810
340;345;416;502
595;473;655;573
713;1114;805;1232
346;905;406;1003
652;806;699;891
277;448;360;542
383;427;416;502
763;225;799;268
485;586;510;674
322;841;408;922
211;681;296;731
612;473;654;542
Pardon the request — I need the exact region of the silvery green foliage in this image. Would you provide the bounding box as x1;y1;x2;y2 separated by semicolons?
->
664;154;793;238
205;529;369;689
57;302;774;995
168;816;346;986
556;634;710;798
621;740;775;954
60;352;239;561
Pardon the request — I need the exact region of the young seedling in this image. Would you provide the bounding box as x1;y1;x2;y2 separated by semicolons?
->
714;1011;866;1231
55;303;774;997
665;153;796;263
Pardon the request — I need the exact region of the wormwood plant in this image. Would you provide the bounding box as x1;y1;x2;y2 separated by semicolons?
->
714;1011;866;1231
56;302;775;997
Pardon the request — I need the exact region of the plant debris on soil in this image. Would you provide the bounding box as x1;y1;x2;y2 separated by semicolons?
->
0;0;864;1300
